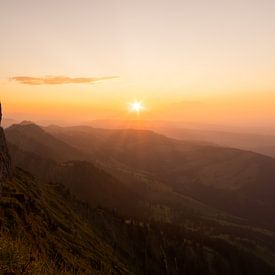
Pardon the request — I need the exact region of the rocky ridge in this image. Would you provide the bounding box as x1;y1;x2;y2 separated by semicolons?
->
0;127;11;188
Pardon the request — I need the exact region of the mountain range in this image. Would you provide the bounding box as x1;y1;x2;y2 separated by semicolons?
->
1;121;275;273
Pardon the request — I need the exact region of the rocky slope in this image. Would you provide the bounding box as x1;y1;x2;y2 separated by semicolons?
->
0;127;11;187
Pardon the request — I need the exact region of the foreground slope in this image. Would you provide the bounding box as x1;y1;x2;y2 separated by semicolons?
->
1;169;275;274
0;170;130;274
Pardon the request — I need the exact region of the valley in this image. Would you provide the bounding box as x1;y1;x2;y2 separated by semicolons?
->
1;121;275;273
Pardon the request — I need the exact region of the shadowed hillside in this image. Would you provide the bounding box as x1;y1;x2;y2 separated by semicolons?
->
1;169;275;274
42;124;275;228
2;123;275;274
5;124;238;222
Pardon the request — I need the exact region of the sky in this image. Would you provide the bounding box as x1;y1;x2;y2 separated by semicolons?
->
0;0;274;126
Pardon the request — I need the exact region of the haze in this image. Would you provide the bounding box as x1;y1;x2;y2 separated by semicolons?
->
0;0;274;129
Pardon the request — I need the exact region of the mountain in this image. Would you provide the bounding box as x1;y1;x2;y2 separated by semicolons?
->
5;123;146;215
6;124;221;221
6;123;275;228
43;125;275;228
1;126;275;274
156;127;275;158
77;119;275;158
5;122;86;162
7;143;142;217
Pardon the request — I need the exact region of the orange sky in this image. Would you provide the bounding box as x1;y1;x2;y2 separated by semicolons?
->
0;0;274;126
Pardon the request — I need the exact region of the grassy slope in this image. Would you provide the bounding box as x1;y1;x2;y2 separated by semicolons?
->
1;168;275;274
0;169;129;274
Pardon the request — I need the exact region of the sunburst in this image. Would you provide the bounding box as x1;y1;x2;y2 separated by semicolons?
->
129;100;144;114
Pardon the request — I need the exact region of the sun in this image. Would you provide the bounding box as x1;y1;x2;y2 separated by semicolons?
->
129;100;144;114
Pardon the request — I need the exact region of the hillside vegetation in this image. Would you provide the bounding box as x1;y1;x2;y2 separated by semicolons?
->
2;123;275;274
1;169;275;274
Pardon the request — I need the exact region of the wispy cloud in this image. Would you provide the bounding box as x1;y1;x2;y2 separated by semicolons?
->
10;75;118;85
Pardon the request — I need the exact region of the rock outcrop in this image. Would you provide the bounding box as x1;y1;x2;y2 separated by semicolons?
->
0;127;11;188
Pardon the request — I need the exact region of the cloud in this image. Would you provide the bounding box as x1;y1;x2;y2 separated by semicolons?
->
10;75;118;85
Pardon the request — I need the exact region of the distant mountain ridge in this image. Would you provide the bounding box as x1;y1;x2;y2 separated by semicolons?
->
5;122;86;162
156;127;275;158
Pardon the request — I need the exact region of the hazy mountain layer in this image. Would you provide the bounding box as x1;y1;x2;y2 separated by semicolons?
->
5;123;86;162
43;124;275;228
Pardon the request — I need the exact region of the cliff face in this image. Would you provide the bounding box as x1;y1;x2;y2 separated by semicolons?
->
0;127;11;186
